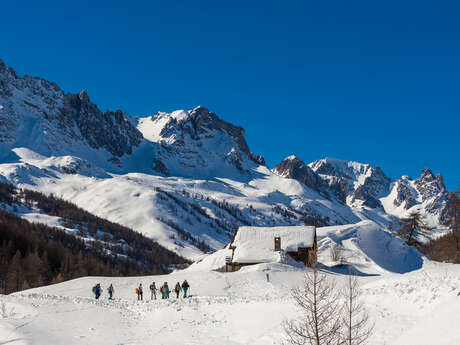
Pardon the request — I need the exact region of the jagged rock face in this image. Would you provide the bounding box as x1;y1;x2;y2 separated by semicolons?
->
0;59;142;159
351;166;391;208
390;169;450;223
274;156;392;208
273;155;324;192
414;169;449;221
415;168;446;200
393;177;418;209
61;91;143;157
145;106;265;177
159;106;265;165
308;158;390;208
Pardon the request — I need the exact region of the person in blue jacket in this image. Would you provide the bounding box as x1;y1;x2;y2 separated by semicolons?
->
92;283;102;299
181;280;190;298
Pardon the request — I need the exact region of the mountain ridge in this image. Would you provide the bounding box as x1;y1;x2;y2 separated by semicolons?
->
0;58;452;258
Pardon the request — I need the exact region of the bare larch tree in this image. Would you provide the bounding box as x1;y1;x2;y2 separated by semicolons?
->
283;265;342;345
341;270;374;345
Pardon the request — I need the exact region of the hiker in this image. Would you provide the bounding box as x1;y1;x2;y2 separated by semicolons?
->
107;284;114;300
149;282;157;300
174;282;182;299
161;282;170;299
92;283;102;299
182;280;190;298
136;283;143;301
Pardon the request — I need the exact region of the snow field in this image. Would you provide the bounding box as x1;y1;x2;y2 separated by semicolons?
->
1;260;459;345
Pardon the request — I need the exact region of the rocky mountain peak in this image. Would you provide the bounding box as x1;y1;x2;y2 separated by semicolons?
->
187;106;247;150
415;169;446;201
416;169;446;193
79;89;90;102
274;155;307;174
306;158;390;207
285;155;300;161
420;168;435;181
155;106;265;171
0;59;142;160
273;155;323;192
390;169;449;223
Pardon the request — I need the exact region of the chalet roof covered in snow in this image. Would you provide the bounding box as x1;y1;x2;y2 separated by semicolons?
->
231;225;316;264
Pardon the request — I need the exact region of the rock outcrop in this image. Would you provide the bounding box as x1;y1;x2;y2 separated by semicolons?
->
61;91;143;157
308;158;391;208
273;155;324;192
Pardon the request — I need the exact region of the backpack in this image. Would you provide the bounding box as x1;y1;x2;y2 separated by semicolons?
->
150;284;154;291
92;286;96;293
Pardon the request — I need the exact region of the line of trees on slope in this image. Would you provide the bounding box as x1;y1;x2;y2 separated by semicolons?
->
0;182;190;294
0;182;189;270
16;187;184;265
0;210;145;294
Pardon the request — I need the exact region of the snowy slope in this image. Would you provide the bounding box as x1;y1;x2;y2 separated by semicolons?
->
0;159;360;259
1;259;459;345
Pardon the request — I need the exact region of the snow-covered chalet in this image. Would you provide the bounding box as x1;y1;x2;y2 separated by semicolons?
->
226;225;317;271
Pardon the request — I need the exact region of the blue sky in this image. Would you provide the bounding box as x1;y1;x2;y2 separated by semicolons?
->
2;1;459;189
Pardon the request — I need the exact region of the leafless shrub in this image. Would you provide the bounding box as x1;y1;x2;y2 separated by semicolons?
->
331;243;344;263
1;301;15;318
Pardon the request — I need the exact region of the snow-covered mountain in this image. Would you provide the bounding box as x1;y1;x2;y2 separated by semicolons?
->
0;59;452;258
136;105;265;179
274;155;450;227
0;61;142;167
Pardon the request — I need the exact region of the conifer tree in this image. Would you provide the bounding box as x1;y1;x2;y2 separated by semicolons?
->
6;250;23;293
399;211;432;246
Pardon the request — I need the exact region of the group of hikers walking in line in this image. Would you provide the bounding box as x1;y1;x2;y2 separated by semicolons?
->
92;280;190;301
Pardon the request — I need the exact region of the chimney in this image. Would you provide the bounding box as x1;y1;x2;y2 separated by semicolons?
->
274;237;281;251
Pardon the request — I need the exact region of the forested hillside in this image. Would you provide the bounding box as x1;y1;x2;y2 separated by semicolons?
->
0;182;189;294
